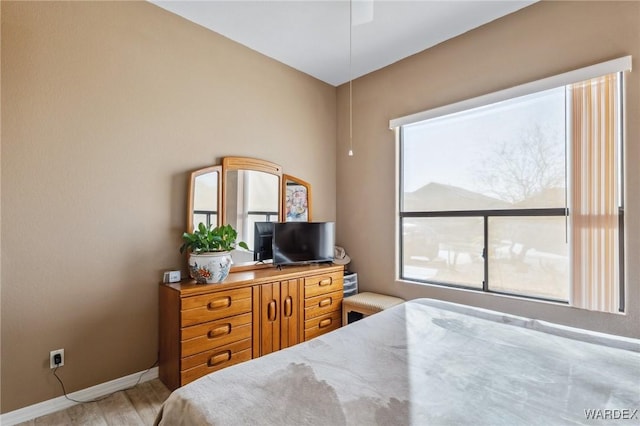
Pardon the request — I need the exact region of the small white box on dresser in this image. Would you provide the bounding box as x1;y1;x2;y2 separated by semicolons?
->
343;273;358;297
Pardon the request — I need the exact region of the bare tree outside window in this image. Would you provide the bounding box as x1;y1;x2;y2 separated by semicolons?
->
401;89;570;300
474;124;565;205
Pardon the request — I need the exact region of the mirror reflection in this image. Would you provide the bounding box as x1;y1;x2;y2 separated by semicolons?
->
225;170;280;264
283;175;311;222
188;166;220;233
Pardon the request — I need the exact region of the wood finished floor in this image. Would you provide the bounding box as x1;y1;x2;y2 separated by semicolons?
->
16;379;170;426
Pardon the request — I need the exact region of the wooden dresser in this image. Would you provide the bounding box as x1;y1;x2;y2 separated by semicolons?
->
159;264;344;390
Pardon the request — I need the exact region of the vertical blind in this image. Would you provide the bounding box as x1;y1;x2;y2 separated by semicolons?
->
570;73;621;313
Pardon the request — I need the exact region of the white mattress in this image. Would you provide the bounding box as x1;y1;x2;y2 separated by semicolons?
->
155;298;640;425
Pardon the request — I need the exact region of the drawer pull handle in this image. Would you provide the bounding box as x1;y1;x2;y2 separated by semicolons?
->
284;296;292;318
319;278;332;287
267;300;277;322
319;318;332;328
208;350;231;367
208;297;231;310
207;324;231;338
318;297;332;308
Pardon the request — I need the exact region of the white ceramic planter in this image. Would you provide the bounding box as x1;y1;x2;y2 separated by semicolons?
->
188;251;233;284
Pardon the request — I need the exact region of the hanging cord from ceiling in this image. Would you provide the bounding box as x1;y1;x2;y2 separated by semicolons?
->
348;0;354;157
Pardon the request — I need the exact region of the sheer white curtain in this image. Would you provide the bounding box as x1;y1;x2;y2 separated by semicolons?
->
570;73;621;313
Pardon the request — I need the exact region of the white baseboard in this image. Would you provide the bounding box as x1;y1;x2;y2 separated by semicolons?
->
0;367;159;426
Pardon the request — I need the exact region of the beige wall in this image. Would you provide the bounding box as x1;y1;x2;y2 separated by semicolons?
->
1;1;336;413
337;1;640;338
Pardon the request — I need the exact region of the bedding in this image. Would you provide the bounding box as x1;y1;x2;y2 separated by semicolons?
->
155;298;640;425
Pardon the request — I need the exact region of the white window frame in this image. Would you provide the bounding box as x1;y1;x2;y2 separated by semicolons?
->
391;57;631;308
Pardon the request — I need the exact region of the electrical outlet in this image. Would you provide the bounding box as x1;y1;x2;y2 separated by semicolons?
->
50;349;64;369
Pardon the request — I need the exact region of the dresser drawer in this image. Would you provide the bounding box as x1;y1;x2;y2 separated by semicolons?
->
304;272;343;298
181;338;252;386
304;290;343;320
181;312;252;357
303;310;341;340
181;287;252;327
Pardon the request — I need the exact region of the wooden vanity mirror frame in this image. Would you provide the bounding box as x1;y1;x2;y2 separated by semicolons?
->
222;157;284;179
220;157;284;224
282;174;313;222
187;165;222;233
185;157;314;274
221;157;283;272
221;157;283;223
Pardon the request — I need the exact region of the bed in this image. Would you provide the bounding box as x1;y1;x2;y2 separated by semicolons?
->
155;298;640;425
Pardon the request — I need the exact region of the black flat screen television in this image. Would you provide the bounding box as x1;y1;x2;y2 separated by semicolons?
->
272;222;335;266
253;222;274;262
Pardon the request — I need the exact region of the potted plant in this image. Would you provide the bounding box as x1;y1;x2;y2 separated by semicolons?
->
180;223;249;284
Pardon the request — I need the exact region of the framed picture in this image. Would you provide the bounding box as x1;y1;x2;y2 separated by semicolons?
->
285;183;308;222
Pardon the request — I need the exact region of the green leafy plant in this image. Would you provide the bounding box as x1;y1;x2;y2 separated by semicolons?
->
180;223;249;254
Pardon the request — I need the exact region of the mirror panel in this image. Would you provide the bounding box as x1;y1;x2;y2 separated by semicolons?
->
222;157;283;267
225;170;280;264
283;174;312;222
188;166;221;233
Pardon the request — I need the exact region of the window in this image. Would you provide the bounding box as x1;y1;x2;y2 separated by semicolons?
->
393;58;629;313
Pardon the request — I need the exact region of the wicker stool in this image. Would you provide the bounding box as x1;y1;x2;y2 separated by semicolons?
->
342;292;405;326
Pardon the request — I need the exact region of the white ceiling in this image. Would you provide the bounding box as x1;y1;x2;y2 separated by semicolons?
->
150;1;537;86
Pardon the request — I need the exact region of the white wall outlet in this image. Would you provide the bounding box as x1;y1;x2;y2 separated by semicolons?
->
50;349;64;369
